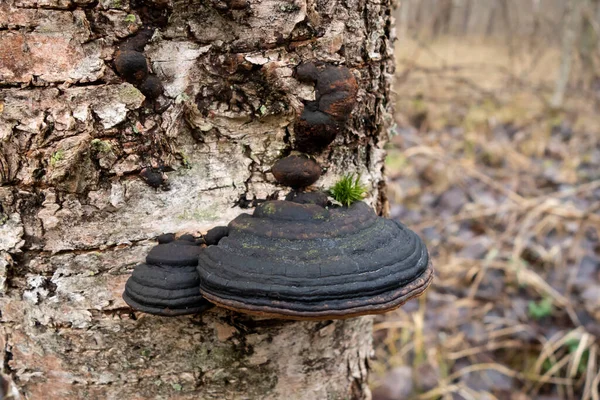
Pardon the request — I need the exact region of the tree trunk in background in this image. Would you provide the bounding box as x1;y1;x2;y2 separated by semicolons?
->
579;0;598;88
0;0;393;399
551;0;584;108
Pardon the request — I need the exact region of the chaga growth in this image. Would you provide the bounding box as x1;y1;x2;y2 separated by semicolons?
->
294;63;358;153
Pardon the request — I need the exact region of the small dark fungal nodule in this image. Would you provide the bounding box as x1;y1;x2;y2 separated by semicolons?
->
178;233;197;242
294;104;340;154
294;63;358;153
123;236;213;316
140;167;165;189
196;197;433;320
138;75;163;100
114;28;164;101
120;27;155;53
115;50;148;83
271;155;321;188
157;233;176;244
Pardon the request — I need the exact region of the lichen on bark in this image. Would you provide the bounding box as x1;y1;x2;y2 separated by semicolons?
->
0;0;394;397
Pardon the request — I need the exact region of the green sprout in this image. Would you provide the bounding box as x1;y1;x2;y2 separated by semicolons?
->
565;338;590;374
171;383;183;391
50;150;64;167
329;174;367;207
124;14;136;23
527;297;553;320
90;139;112;153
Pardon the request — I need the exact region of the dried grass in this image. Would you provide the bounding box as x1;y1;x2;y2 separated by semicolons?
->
372;34;600;400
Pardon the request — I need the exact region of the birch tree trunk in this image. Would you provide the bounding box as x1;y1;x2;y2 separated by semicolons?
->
551;0;584;108
0;0;393;399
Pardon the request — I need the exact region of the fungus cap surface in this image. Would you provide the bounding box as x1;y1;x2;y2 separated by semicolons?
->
197;200;433;320
123;237;213;316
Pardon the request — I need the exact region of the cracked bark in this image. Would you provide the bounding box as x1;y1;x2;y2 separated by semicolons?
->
0;0;394;398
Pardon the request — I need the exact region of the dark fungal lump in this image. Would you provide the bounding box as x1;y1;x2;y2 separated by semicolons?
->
271;155;321;188
196;196;433;320
294;63;358;153
113;28;163;100
123;234;213;316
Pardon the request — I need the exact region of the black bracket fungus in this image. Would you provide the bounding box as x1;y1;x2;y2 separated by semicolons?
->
294;63;358;154
123;235;213;316
271;155;321;188
196;197;434;320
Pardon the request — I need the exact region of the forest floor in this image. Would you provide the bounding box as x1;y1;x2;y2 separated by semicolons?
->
370;37;600;400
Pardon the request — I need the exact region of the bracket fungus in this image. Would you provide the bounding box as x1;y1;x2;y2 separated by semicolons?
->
196;198;433;320
294;63;358;153
123;235;213;316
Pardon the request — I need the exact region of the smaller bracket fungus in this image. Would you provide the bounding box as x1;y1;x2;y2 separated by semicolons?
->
123;235;213;316
294;63;358;153
157;233;176;243
197;198;433;320
271;155;321;188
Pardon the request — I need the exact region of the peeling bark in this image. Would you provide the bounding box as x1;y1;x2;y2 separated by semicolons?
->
0;0;394;398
